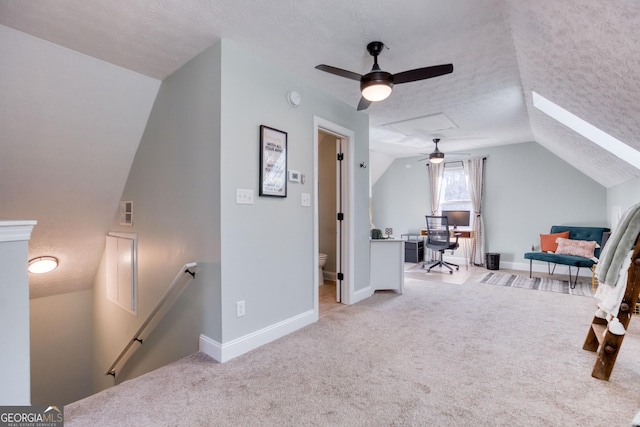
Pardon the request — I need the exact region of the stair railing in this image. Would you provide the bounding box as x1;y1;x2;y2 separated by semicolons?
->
105;262;197;377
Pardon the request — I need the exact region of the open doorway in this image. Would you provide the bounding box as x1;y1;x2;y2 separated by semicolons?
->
314;117;355;316
317;129;341;313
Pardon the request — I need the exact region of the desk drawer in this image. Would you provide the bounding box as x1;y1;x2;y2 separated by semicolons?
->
404;241;424;263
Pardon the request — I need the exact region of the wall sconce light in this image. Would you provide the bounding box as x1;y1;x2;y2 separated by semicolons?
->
28;256;58;274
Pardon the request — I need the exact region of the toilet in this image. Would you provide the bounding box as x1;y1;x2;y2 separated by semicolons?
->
318;253;328;286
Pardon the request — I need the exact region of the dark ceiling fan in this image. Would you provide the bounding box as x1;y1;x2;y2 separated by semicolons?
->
427;138;445;163
315;41;453;111
417;138;471;164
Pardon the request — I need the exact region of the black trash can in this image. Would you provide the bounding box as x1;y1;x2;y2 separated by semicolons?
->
486;253;500;270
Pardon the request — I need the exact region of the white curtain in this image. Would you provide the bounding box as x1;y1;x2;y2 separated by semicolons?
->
463;158;486;265
427;163;445;215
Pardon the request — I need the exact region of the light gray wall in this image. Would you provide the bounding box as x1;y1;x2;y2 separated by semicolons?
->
607;175;640;226
371;159;429;235
218;39;369;340
91;38;369;390
92;41;222;390
0;237;31;405
30;289;93;405
372;142;608;268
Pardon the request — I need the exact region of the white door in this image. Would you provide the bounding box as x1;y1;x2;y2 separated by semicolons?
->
314;116;355;311
335;137;345;303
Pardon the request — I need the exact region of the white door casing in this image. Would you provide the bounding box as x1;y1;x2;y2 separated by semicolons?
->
313;116;355;314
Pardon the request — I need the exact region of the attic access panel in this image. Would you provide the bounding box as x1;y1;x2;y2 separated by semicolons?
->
106;232;137;316
385;113;458;136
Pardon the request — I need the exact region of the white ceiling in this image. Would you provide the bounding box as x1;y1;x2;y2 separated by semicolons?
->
1;0;639;297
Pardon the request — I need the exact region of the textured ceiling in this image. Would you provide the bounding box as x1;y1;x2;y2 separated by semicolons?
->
509;1;640;187
0;0;535;164
1;0;639;297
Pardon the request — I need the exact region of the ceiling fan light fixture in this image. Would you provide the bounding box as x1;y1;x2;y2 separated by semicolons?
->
360;70;393;102
361;81;393;102
28;256;58;274
429;138;445;163
316;41;452;111
429;152;445;163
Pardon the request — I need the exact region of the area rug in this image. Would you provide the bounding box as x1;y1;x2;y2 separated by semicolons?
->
480;272;594;296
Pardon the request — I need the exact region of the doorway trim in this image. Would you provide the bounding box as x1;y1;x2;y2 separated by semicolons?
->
313;116;355;313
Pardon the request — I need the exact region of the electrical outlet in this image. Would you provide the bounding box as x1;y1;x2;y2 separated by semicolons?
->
236;300;245;317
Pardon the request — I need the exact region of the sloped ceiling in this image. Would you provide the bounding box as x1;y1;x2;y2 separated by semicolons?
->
0;0;638;298
509;1;640;187
0;25;160;298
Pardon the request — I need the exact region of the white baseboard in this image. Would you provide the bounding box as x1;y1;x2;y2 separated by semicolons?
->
323;270;337;281
199;309;316;363
349;285;374;305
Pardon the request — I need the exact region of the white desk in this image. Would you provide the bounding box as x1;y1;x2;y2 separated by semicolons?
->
370;239;404;294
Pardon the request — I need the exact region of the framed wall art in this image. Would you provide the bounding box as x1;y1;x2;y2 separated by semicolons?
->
259;125;288;197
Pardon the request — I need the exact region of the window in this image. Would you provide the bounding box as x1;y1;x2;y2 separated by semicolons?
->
439;163;473;226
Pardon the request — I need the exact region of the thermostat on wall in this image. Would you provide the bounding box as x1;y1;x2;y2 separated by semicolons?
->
288;170;301;183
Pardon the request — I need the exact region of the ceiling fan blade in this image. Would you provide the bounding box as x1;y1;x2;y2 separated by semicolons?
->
315;64;362;81
393;64;453;84
357;97;372;111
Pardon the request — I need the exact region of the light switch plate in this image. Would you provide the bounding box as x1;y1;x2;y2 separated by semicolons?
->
236;189;254;205
301;193;311;207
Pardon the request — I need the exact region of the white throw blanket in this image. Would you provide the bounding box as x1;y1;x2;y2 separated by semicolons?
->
596;202;640;286
593;202;640;334
594;251;632;318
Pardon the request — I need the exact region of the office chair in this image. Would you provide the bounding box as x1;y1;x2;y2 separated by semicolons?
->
424;215;460;274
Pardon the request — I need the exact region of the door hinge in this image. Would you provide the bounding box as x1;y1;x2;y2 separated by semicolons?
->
337;212;344;221
337;153;344;161
337;272;344;281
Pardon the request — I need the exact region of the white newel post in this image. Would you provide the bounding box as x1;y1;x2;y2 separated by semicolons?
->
0;220;36;405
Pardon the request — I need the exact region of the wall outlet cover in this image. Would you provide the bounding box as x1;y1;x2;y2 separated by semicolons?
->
236;189;254;205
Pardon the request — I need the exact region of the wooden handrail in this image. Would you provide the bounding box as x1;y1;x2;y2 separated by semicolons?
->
105;262;197;377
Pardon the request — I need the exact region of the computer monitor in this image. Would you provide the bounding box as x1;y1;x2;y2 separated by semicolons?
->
441;210;471;228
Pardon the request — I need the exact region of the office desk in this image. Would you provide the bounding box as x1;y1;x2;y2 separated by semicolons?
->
420;229;473;238
420;229;474;269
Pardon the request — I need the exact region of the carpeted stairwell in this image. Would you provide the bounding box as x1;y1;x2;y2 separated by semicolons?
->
65;275;640;426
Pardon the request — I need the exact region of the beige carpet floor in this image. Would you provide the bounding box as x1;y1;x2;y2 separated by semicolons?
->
65;274;640;426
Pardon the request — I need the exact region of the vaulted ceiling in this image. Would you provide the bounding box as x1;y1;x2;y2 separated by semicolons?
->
1;0;638;297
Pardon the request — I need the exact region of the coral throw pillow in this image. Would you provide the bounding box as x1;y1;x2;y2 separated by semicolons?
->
539;231;570;253
555;237;597;258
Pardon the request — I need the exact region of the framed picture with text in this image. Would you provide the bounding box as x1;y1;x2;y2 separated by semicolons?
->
259;125;288;197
